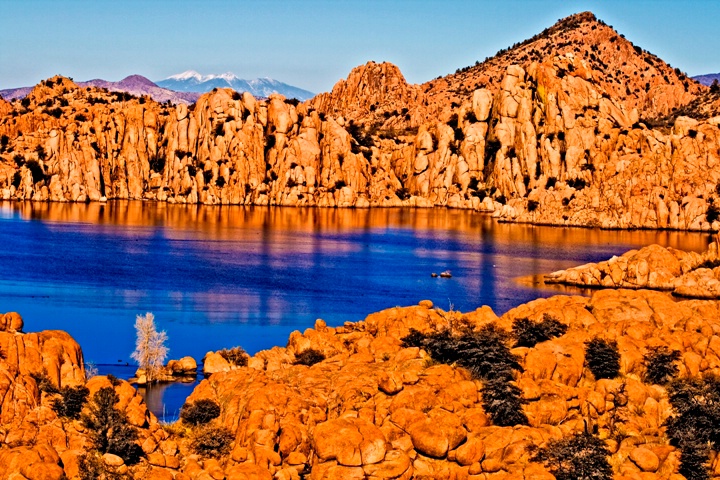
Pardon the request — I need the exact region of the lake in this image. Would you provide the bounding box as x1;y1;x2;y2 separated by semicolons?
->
0;201;711;420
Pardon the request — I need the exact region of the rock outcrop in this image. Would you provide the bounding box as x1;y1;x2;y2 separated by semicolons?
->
0;12;719;232
545;236;720;299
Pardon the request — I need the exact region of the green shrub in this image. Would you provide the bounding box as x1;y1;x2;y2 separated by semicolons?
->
52;385;89;419
180;399;221;425
218;347;248;367
585;338;620;379
81;386;142;464
534;431;612;480
191;426;234;457
294;348;325;366
643;346;681;385
512;314;567;348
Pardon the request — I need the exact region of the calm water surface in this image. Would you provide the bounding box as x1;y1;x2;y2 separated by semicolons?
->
0;201;711;419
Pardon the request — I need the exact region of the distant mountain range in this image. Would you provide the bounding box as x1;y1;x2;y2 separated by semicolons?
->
156;71;315;100
694;73;720;86
0;72;314;104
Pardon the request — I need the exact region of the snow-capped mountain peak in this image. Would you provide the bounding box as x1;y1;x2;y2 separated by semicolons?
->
157;71;315;100
167;70;205;82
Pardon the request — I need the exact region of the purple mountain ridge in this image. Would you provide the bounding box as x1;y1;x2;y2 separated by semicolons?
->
0;75;201;104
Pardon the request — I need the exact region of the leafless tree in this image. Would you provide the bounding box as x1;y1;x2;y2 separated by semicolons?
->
131;313;168;382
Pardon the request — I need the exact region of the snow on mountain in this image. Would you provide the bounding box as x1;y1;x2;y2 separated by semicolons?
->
157;71;314;100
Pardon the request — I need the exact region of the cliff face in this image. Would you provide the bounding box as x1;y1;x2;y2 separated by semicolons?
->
1;12;719;230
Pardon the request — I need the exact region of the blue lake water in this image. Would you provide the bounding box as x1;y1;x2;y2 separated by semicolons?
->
0;201;711;420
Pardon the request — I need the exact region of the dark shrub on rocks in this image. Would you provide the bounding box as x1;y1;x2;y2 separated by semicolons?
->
665;376;720;480
401;323;528;426
181;399;221;425
52;385;89;419
512;313;568;348
81;387;142;464
219;346;248;367
534;431;612;480
585;337;620;379
294;348;326;366
643;346;681;385
191;426;234;457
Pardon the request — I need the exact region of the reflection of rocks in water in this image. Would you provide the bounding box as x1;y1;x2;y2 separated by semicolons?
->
138;380;199;423
515;274;600;297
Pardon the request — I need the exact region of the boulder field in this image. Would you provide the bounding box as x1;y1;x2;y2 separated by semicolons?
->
3;287;720;478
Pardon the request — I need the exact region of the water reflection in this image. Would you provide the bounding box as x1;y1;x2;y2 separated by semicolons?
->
0;201;712;368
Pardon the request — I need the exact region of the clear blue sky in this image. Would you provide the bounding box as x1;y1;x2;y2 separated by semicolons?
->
1;0;718;93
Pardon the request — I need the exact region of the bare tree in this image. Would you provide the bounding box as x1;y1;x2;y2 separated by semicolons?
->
131;313;168;382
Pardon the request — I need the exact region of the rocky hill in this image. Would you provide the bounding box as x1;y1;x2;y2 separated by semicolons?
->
1;12;720;231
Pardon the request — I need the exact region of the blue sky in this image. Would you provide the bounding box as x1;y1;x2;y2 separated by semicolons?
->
1;0;718;93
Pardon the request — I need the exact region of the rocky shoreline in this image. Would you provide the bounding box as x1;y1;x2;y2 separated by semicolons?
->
3;280;720;478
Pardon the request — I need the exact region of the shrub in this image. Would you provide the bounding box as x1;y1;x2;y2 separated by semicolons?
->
334;180;347;190
527;200;539;212
77;452;105;480
481;375;528;426
643;346;681;385
566;177;588;190
534;431;612;480
149;155;166;174
75;113;88;122
25;160;46;184
707;203;720;224
395;187;411;201
30;371;59;394
495;195;507;205
665;376;720;480
585;338;620;379
512;314;567;348
81;386;142;464
214;123;224;137
180;399;221;425
402;324;527;426
218;347;248;366
52;385;89;419
294;348;325;366
13;154;25;167
215;176;226;188
231;91;242;101
191;426;234;457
